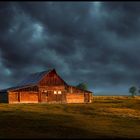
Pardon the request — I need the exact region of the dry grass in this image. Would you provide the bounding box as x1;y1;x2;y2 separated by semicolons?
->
0;97;140;138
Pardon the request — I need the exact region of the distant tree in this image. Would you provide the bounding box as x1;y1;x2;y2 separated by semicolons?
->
76;83;88;91
129;86;137;97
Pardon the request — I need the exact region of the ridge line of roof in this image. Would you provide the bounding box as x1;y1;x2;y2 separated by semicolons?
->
1;69;55;91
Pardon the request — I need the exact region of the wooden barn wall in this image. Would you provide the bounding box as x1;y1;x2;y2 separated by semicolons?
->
20;92;38;103
0;92;8;103
9;92;19;103
66;93;85;103
39;86;66;92
9;91;38;103
66;86;92;103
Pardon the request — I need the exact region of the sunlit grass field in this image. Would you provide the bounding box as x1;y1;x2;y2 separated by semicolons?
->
0;96;140;138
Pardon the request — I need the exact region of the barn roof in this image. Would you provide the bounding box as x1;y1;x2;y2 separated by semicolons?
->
0;69;53;92
16;69;52;87
69;85;93;93
0;68;93;93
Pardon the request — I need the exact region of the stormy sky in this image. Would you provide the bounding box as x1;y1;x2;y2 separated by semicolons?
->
0;2;140;95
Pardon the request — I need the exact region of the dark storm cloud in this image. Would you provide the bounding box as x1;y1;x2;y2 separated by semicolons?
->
0;2;140;94
101;2;140;37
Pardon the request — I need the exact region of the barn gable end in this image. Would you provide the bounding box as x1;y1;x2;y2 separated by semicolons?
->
38;69;68;87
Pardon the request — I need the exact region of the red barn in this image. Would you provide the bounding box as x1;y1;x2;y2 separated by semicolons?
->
0;69;93;104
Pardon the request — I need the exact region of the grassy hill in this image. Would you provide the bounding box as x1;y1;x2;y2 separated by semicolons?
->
0;97;140;138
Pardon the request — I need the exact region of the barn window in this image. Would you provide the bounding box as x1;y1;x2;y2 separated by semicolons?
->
58;91;61;94
54;91;57;94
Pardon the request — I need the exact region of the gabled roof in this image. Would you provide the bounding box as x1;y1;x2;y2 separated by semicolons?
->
0;69;53;92
16;69;52;87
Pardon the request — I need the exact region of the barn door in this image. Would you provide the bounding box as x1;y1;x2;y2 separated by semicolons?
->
54;91;63;103
47;91;66;103
40;92;47;102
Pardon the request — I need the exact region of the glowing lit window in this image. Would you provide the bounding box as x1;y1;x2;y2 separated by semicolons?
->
54;91;57;94
58;91;61;94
